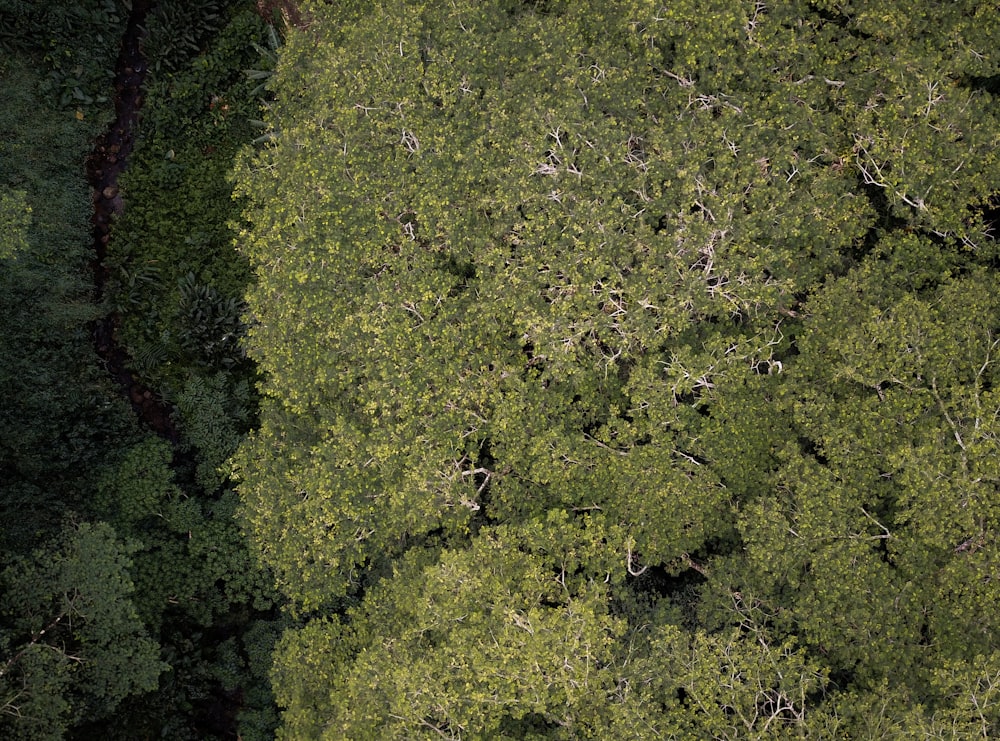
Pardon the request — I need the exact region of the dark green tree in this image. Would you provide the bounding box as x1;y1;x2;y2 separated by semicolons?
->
0;522;163;739
2;4;281;738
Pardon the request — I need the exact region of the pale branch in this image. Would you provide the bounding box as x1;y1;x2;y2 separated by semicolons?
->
626;541;648;577
859;507;891;540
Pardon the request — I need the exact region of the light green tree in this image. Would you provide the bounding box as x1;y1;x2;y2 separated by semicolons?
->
233;0;1000;734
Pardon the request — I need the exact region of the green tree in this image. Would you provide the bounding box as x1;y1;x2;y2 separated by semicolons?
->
0;522;163;739
0;188;30;260
700;236;1000;730
233;0;1000;734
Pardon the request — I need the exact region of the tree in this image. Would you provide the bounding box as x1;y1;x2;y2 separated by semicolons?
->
0;523;163;739
0;188;30;261
233;0;1000;734
704;235;1000;726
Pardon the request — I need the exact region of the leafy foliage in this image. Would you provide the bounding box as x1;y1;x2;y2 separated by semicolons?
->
0;522;164;739
108;6;269;400
176;371;254;492
87;6;282;738
0;0;123;112
234;0;1000;736
142;0;228;75
0;55;138;551
1;3;282;739
0;188;30;260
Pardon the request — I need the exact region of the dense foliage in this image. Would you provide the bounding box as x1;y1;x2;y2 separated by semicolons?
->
108;2;269;486
4;0;1000;737
0;57;127;549
1;1;280;738
0;0;124;111
0;15;163;734
234;0;1000;737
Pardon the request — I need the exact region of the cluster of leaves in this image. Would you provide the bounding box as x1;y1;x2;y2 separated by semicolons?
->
0;523;164;739
108;6;270;406
0;0;124;113
234;0;1000;737
106;2;274;522
89;435;281;740
141;0;229;75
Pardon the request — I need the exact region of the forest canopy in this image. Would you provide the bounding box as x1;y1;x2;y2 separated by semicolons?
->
1;1;281;737
230;0;1000;737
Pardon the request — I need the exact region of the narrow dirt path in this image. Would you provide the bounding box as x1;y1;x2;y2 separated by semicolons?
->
88;0;179;442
